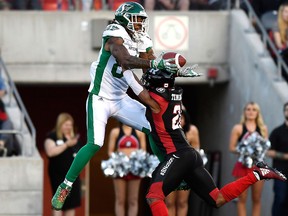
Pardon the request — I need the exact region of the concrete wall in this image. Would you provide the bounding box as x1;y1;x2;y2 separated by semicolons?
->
0;156;43;216
0;11;228;64
0;11;229;84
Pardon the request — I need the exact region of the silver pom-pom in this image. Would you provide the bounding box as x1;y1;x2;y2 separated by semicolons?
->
237;132;271;168
101;150;160;178
130;149;150;178
145;154;160;178
101;152;130;177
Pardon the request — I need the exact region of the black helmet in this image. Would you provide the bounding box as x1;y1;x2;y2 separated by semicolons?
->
141;68;175;89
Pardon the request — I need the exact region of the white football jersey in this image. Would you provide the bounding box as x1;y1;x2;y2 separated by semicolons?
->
88;23;139;100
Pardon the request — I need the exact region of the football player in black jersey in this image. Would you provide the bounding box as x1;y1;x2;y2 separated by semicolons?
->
141;68;287;216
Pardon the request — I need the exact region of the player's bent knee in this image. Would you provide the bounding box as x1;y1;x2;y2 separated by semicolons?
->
86;142;102;153
146;198;161;205
95;143;102;148
142;127;151;135
87;142;101;147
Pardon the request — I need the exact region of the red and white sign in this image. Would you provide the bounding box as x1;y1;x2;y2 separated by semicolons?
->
154;16;189;50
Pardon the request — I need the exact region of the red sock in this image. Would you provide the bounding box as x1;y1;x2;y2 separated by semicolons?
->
220;172;257;202
150;200;169;216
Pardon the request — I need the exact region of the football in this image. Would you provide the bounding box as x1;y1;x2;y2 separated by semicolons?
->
162;52;186;69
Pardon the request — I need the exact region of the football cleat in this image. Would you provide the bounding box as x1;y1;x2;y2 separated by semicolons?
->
51;184;71;210
253;161;287;181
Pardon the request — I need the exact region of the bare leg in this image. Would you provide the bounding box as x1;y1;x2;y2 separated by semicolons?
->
176;190;190;216
113;179;127;216
237;189;248;216
52;209;62;216
127;179;141;216
165;192;176;216
251;180;264;216
63;209;75;216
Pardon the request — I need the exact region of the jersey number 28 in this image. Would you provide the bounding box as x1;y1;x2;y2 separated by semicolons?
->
172;105;181;130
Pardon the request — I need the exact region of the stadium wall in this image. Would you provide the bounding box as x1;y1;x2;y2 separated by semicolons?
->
0;10;287;216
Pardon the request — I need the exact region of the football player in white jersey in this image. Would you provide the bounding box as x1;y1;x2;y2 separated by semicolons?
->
51;2;179;210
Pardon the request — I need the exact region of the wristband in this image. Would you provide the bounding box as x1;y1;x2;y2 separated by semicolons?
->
150;60;155;68
123;70;144;96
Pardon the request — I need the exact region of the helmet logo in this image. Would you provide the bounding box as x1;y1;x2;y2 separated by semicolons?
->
156;88;165;93
115;4;133;16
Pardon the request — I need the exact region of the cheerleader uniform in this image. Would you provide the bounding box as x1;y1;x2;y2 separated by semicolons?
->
232;124;262;178
115;126;141;180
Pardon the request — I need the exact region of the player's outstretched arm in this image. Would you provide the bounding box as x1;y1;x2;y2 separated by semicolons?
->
138;88;160;114
123;70;160;113
106;37;151;69
106;37;178;73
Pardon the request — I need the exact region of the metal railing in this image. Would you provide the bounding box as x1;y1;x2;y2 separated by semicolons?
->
232;0;288;81
0;57;36;156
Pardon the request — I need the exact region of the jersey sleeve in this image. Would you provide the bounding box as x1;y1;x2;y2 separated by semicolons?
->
269;128;278;150
46;131;57;142
138;33;153;53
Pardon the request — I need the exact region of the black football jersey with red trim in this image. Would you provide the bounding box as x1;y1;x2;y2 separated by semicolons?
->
147;87;192;155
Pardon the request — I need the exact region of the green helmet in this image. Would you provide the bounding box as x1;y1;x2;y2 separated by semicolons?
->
114;2;148;35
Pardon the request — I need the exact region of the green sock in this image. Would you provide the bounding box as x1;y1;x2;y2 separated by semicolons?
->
148;134;165;162
65;143;100;182
142;127;165;162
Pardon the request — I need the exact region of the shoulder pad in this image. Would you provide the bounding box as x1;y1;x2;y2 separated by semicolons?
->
103;24;130;39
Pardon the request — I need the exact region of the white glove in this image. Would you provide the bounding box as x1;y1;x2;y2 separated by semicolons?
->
177;64;201;77
150;52;179;74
